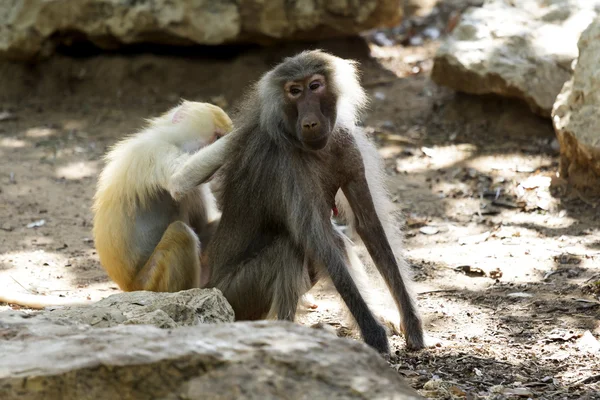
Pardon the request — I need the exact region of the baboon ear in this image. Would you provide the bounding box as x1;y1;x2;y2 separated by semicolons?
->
171;104;187;124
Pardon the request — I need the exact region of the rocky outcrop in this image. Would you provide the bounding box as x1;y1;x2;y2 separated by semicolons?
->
0;312;422;400
552;18;600;196
40;288;235;328
0;0;403;61
431;0;600;117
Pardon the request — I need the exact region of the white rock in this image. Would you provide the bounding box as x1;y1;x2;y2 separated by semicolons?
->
0;0;403;60
552;17;600;195
432;0;600;117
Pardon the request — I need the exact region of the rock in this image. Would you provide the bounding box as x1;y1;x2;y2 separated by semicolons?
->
0;0;402;61
41;288;235;328
431;0;600;117
0;314;422;399
552;18;600;196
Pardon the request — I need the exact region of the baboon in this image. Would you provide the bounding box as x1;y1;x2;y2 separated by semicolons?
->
171;51;424;354
92;101;233;292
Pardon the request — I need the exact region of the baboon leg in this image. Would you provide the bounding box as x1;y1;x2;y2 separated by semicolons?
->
132;221;201;292
213;237;307;321
271;249;309;321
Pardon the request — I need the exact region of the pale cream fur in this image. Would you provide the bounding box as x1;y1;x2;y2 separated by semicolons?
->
92;100;233;290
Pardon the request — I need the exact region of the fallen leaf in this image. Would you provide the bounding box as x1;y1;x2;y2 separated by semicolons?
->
576;330;600;353
406;215;427;228
546;329;579;342
519;175;551;189
489;269;503;279
454;265;486;277
449;386;466;397
543;349;570;361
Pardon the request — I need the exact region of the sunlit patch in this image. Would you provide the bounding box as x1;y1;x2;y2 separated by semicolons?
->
0;249;109;301
396;144;477;173
0;137;27;148
0;249;69;291
55;161;98;180
25;127;58;138
467;154;548;175
502;212;577;231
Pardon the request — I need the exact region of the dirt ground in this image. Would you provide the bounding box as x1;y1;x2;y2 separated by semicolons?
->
1;2;599;399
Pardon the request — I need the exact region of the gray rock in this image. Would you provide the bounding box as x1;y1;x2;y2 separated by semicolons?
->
0;314;422;399
0;0;403;61
552;18;600;196
431;0;600;117
40;288;235;328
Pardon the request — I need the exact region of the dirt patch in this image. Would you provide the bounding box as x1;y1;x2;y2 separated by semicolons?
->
1;11;599;400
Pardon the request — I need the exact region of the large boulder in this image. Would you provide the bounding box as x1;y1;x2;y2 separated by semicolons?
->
431;0;600;117
0;0;403;61
552;18;600;196
0;312;422;399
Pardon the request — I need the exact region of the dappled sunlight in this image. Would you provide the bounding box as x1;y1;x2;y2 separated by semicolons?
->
25;127;58;138
406;237;565;287
467;153;553;176
502;212;578;232
55;160;98;180
421;293;490;339
1;249;74;293
0;137;28;149
0;248;110;300
395;143;477;174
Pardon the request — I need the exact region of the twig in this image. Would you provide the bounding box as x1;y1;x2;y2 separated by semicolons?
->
572;298;600;305
417;289;460;295
585;273;600;283
10;276;35;294
571;374;600;386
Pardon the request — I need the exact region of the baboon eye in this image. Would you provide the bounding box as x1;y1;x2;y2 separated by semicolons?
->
309;81;322;91
289;87;302;96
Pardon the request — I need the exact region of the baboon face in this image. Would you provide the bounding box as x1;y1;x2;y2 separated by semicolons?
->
282;73;338;150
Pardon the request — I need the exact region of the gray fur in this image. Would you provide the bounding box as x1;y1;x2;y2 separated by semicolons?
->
205;50;424;354
134;187;213;270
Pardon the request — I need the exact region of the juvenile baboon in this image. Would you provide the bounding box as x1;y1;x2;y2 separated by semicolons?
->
92;101;233;292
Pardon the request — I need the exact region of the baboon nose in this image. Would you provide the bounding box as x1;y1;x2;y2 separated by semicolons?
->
302;119;320;131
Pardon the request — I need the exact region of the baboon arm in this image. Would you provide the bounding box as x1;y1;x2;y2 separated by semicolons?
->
285;203;388;354
341;177;399;281
168;133;233;201
342;174;424;349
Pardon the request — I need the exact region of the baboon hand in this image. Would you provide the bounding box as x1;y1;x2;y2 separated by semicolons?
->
168;172;189;202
